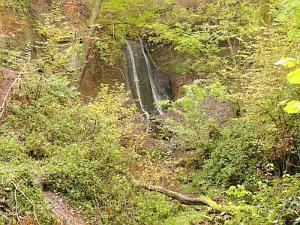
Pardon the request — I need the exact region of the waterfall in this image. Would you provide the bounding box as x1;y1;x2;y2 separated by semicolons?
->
125;41;150;119
139;39;163;115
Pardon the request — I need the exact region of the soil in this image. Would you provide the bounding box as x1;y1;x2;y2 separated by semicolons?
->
34;176;87;225
0;68;17;110
43;191;86;225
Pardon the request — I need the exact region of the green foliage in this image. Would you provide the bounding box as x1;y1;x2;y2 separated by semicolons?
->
144;0;258;75
2;65;171;224
286;66;300;115
0;165;53;224
0;48;29;69
164;208;203;225
284;100;300;114
132;191;179;225
35;3;82;76
276;0;300;40
160;6;300;225
223;175;300;224
166;81;230;152
226;185;252;200
95;41;112;64
192;119;265;191
146;21;204;55
100;0;172;40
0;129;26;162
275;58;298;68
3;0;31;14
276;57;300;114
287;68;300;84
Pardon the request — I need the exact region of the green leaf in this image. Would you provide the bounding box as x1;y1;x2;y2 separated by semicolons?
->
287;68;300;84
275;58;297;68
284;100;300;114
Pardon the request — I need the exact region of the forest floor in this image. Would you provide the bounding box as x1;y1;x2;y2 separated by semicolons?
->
33;175;87;225
43;191;86;225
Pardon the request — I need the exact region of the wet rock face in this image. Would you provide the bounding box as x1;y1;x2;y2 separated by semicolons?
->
169;74;198;99
153;70;172;99
124;40;172;115
124;40;157;114
147;44;195;100
80;52;125;99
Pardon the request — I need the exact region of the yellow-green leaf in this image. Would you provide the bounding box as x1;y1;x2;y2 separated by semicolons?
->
287;68;300;84
275;58;297;68
284;100;300;114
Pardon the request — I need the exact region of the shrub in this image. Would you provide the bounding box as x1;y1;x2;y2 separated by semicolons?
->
0;164;53;224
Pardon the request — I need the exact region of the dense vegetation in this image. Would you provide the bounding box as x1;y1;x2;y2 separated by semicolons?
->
0;0;300;224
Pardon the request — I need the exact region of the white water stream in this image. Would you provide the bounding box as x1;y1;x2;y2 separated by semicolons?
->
139;39;163;115
125;41;150;119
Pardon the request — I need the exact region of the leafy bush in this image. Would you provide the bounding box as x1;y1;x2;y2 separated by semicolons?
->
192;119;266;191
0;165;53;224
223;174;300;225
166;81;230;153
4;0;31;14
0;128;26;162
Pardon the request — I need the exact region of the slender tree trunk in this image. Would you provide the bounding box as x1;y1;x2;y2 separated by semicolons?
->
260;0;271;26
78;0;103;88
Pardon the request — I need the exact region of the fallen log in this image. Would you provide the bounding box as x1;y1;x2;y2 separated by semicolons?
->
136;183;221;209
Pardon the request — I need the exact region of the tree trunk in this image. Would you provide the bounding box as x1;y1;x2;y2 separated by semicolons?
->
260;0;271;26
78;0;103;88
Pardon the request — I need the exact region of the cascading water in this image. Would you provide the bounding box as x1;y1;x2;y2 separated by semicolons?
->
124;39;169;118
125;41;150;119
139;39;163;115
